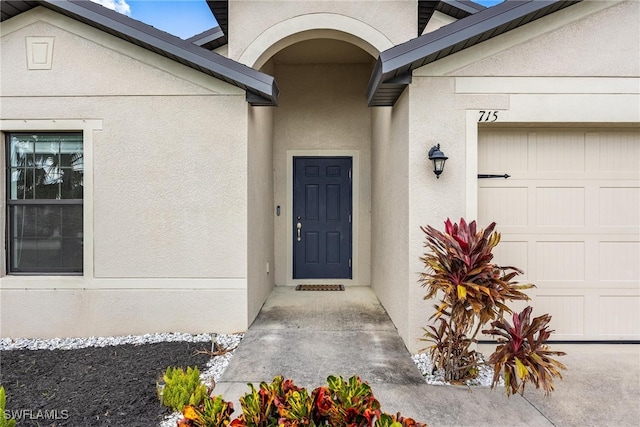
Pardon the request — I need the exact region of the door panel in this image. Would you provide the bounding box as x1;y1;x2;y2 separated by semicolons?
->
294;157;352;279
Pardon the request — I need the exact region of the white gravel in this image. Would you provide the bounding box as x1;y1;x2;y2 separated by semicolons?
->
412;352;503;387
0;332;219;351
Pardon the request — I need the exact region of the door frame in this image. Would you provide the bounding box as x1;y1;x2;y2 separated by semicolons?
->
286;150;360;286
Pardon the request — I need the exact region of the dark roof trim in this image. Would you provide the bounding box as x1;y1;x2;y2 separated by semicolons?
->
1;0;277;105
206;1;228;41
186;26;227;50
418;1;486;36
369;0;580;106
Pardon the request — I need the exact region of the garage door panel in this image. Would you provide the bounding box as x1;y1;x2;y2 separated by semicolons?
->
491;240;529;281
599;186;640;227
536;131;586;173
478;187;528;227
599;241;640;282
479;128;640;341
598;132;640;172
535;295;585;336
598;296;640;336
478;130;529;172
536;187;585;227
536;241;585;282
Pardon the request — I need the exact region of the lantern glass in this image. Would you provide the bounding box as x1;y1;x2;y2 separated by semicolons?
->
433;158;446;176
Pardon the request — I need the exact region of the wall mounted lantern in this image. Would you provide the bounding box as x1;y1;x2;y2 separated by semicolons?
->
428;144;448;179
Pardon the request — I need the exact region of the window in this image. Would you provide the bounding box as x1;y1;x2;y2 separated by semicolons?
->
6;133;83;274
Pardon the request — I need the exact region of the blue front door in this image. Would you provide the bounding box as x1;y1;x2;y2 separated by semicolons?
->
293;157;352;279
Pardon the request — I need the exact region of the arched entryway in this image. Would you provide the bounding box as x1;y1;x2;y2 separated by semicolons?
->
246;29;384;321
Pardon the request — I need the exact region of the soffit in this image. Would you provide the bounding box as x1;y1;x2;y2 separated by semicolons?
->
368;0;581;106
206;1;228;41
1;0;277;105
418;0;486;36
187;26;227;50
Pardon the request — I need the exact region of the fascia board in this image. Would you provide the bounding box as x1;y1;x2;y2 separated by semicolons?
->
368;0;580;105
40;0;276;104
381;1;550;74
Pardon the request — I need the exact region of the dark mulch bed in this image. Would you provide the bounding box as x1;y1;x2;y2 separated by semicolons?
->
0;342;213;427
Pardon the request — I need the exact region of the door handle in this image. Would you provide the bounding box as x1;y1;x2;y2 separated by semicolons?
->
297;222;302;241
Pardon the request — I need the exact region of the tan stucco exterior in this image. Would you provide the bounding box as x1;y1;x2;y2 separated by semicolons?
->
398;0;640;351
2;1;639;353
229;0;415;64
1;8;251;337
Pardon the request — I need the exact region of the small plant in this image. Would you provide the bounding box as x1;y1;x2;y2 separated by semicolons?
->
419;218;532;383
376;412;425;427
313;375;381;426
274;379;315;426
0;386;17;427
483;306;567;396
179;395;235;427
232;375;316;427
161;366;210;412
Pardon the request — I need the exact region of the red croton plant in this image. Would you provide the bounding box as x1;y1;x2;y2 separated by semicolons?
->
419;218;566;395
483;306;567;396
175;375;427;427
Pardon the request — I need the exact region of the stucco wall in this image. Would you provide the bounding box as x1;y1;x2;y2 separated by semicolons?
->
247;105;276;324
371;94;410;345
228;0;415;63
272;62;372;286
399;0;640;353
1;9;250;338
454;0;640;77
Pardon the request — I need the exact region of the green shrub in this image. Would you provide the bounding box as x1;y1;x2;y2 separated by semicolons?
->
0;386;17;427
160;366;209;412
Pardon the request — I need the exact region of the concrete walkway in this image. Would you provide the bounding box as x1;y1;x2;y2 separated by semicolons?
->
215;286;640;426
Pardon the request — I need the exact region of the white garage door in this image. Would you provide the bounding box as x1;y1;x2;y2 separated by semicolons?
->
478;128;640;341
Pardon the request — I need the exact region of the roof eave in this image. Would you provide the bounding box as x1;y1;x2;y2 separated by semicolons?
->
369;0;581;107
2;0;277;105
418;0;486;36
186;26;228;50
206;0;228;40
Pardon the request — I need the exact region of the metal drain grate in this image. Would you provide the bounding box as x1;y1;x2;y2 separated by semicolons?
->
295;284;344;291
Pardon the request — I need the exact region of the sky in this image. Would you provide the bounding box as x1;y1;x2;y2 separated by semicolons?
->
91;0;505;40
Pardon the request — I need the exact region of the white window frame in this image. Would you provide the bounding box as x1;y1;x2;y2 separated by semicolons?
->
1;119;101;278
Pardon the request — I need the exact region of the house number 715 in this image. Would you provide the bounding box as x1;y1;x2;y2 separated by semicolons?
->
478;110;499;122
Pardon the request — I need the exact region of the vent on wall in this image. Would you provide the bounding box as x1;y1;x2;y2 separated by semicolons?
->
26;36;54;70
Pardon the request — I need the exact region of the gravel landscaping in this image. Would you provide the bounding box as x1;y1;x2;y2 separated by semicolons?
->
1;333;497;427
0;333;242;427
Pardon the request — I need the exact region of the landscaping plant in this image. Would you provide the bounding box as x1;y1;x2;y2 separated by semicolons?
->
179;395;235;427
419;218;566;395
419;218;532;383
482;306;567;396
232;375;315;426
160;366;210;412
0;386;16;427
313;375;381;426
161;372;427;426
